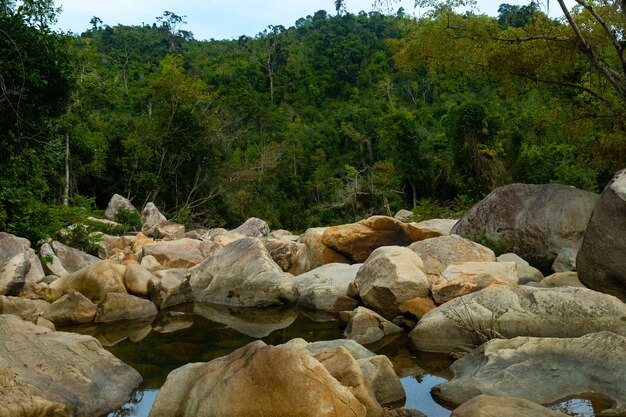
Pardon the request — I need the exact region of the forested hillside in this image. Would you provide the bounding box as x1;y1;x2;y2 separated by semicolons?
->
2;0;625;244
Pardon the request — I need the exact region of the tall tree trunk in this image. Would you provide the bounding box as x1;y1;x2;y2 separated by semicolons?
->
63;134;69;206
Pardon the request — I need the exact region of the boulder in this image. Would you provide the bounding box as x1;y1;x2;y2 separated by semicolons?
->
231;217;270;238
49;261;126;302
431;262;517;305
451;183;598;272
399;297;436;320
50;241;100;274
345;307;403;345
497;253;544;284
148;269;192;309
551;247;578;272
39;242;68;277
263;239;302;275
321;216;417;263
124;263;152;297
405;219;458;241
268;229;299;241
0;296;49;322
296;227;350;274
141;202;185;240
0;314;141;417
578;169;626;301
211;232;245;247
140;255;164;272
450;395;568;417
43;292;97;325
536;272;585;288
95;293;157;323
433;332;626;416
190;238;297;307
293;263;361;311
141;202;167;231
0;233;45;294
394;209;413;220
148;340;369;417
98;235;133;260
142;239;216;269
409;235;496;282
104;194;137;221
409;286;626;353
354;246;430;319
131;233;154;253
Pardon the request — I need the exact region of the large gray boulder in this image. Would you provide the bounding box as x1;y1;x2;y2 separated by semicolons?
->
433;332;626;416
104;194;137;221
409;285;626;353
0;314;141;417
354;246;430;320
148;340;370;417
293;263;360;312
0;233;45;295
451;183;598;272
190;238;297;307
51;241;100;274
231;217;270;238
141;202;185;240
578;169;626;301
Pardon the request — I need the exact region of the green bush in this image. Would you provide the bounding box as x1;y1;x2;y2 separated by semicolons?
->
115;207;142;232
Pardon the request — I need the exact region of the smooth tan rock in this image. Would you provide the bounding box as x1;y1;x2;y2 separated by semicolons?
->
409;235;496;282
211;232;245;247
399;297;436;320
131;233;154;253
296;227;350;274
345;307;403;345
124;264;152;297
537;272;585;288
314;346;383;417
405;219;458;241
35;317;55;331
497;253;544;284
148;340;368;417
263;238;302;275
354;246;429;319
142;239;216;269
49;261;126;302
95;293;157;323
190;238;297;307
322;216;415;263
140;255;163;273
432;262;517;304
293;263;361;312
98;235;133;260
0;296;49;322
410;286;626;353
50;241;100;274
0;314;141;417
434;333;626;415
149;269;192;309
43;292;97;325
451;395;567;417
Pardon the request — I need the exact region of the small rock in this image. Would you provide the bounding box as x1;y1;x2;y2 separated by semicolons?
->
345;307;403;345
537;272;585;288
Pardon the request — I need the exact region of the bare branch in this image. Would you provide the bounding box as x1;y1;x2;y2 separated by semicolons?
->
510;71;613;104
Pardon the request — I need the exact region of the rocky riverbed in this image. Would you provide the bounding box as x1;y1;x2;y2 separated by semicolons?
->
2;175;626;416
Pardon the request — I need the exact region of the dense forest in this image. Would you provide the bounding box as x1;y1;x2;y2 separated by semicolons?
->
1;0;625;244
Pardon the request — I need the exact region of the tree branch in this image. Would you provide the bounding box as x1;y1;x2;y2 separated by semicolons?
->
510;71;613;104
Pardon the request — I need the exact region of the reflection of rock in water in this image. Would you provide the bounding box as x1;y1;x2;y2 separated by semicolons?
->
373;335;453;379
152;309;194;334
300;308;338;323
193;302;298;338
63;318;155;347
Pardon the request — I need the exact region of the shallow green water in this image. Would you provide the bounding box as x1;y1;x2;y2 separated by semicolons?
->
62;303;609;417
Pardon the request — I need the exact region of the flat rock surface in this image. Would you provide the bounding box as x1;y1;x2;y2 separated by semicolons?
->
0;314;141;417
450;395;568;417
433;332;626;416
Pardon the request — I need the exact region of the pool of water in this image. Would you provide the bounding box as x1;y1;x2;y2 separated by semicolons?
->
61;303;610;417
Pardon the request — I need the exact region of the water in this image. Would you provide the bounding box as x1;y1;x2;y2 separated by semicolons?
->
61;304;611;417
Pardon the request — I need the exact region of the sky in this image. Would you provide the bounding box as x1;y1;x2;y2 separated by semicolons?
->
53;0;573;41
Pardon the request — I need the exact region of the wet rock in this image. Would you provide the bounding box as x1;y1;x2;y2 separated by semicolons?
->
142;239;216;269
497;253;544;284
409;235;495;282
354;246;429;319
231;217;269;238
104;194;137;221
149;269;192;309
0;296;49;322
43;292;97;325
95;293;157;323
345;307;403;345
321;216;416;263
0;314;141;417
410;286;626;353
431;262;517;304
293;263;361;312
536;272;585;288
451;183;598;272
50;241;100;274
124;263;152;297
263;238;302;275
450;395;567;417
433;332;626;416
152;310;194;334
578;169;626;301
49;261;126;302
149;340;369;417
190;238;297;307
296;227;350;274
